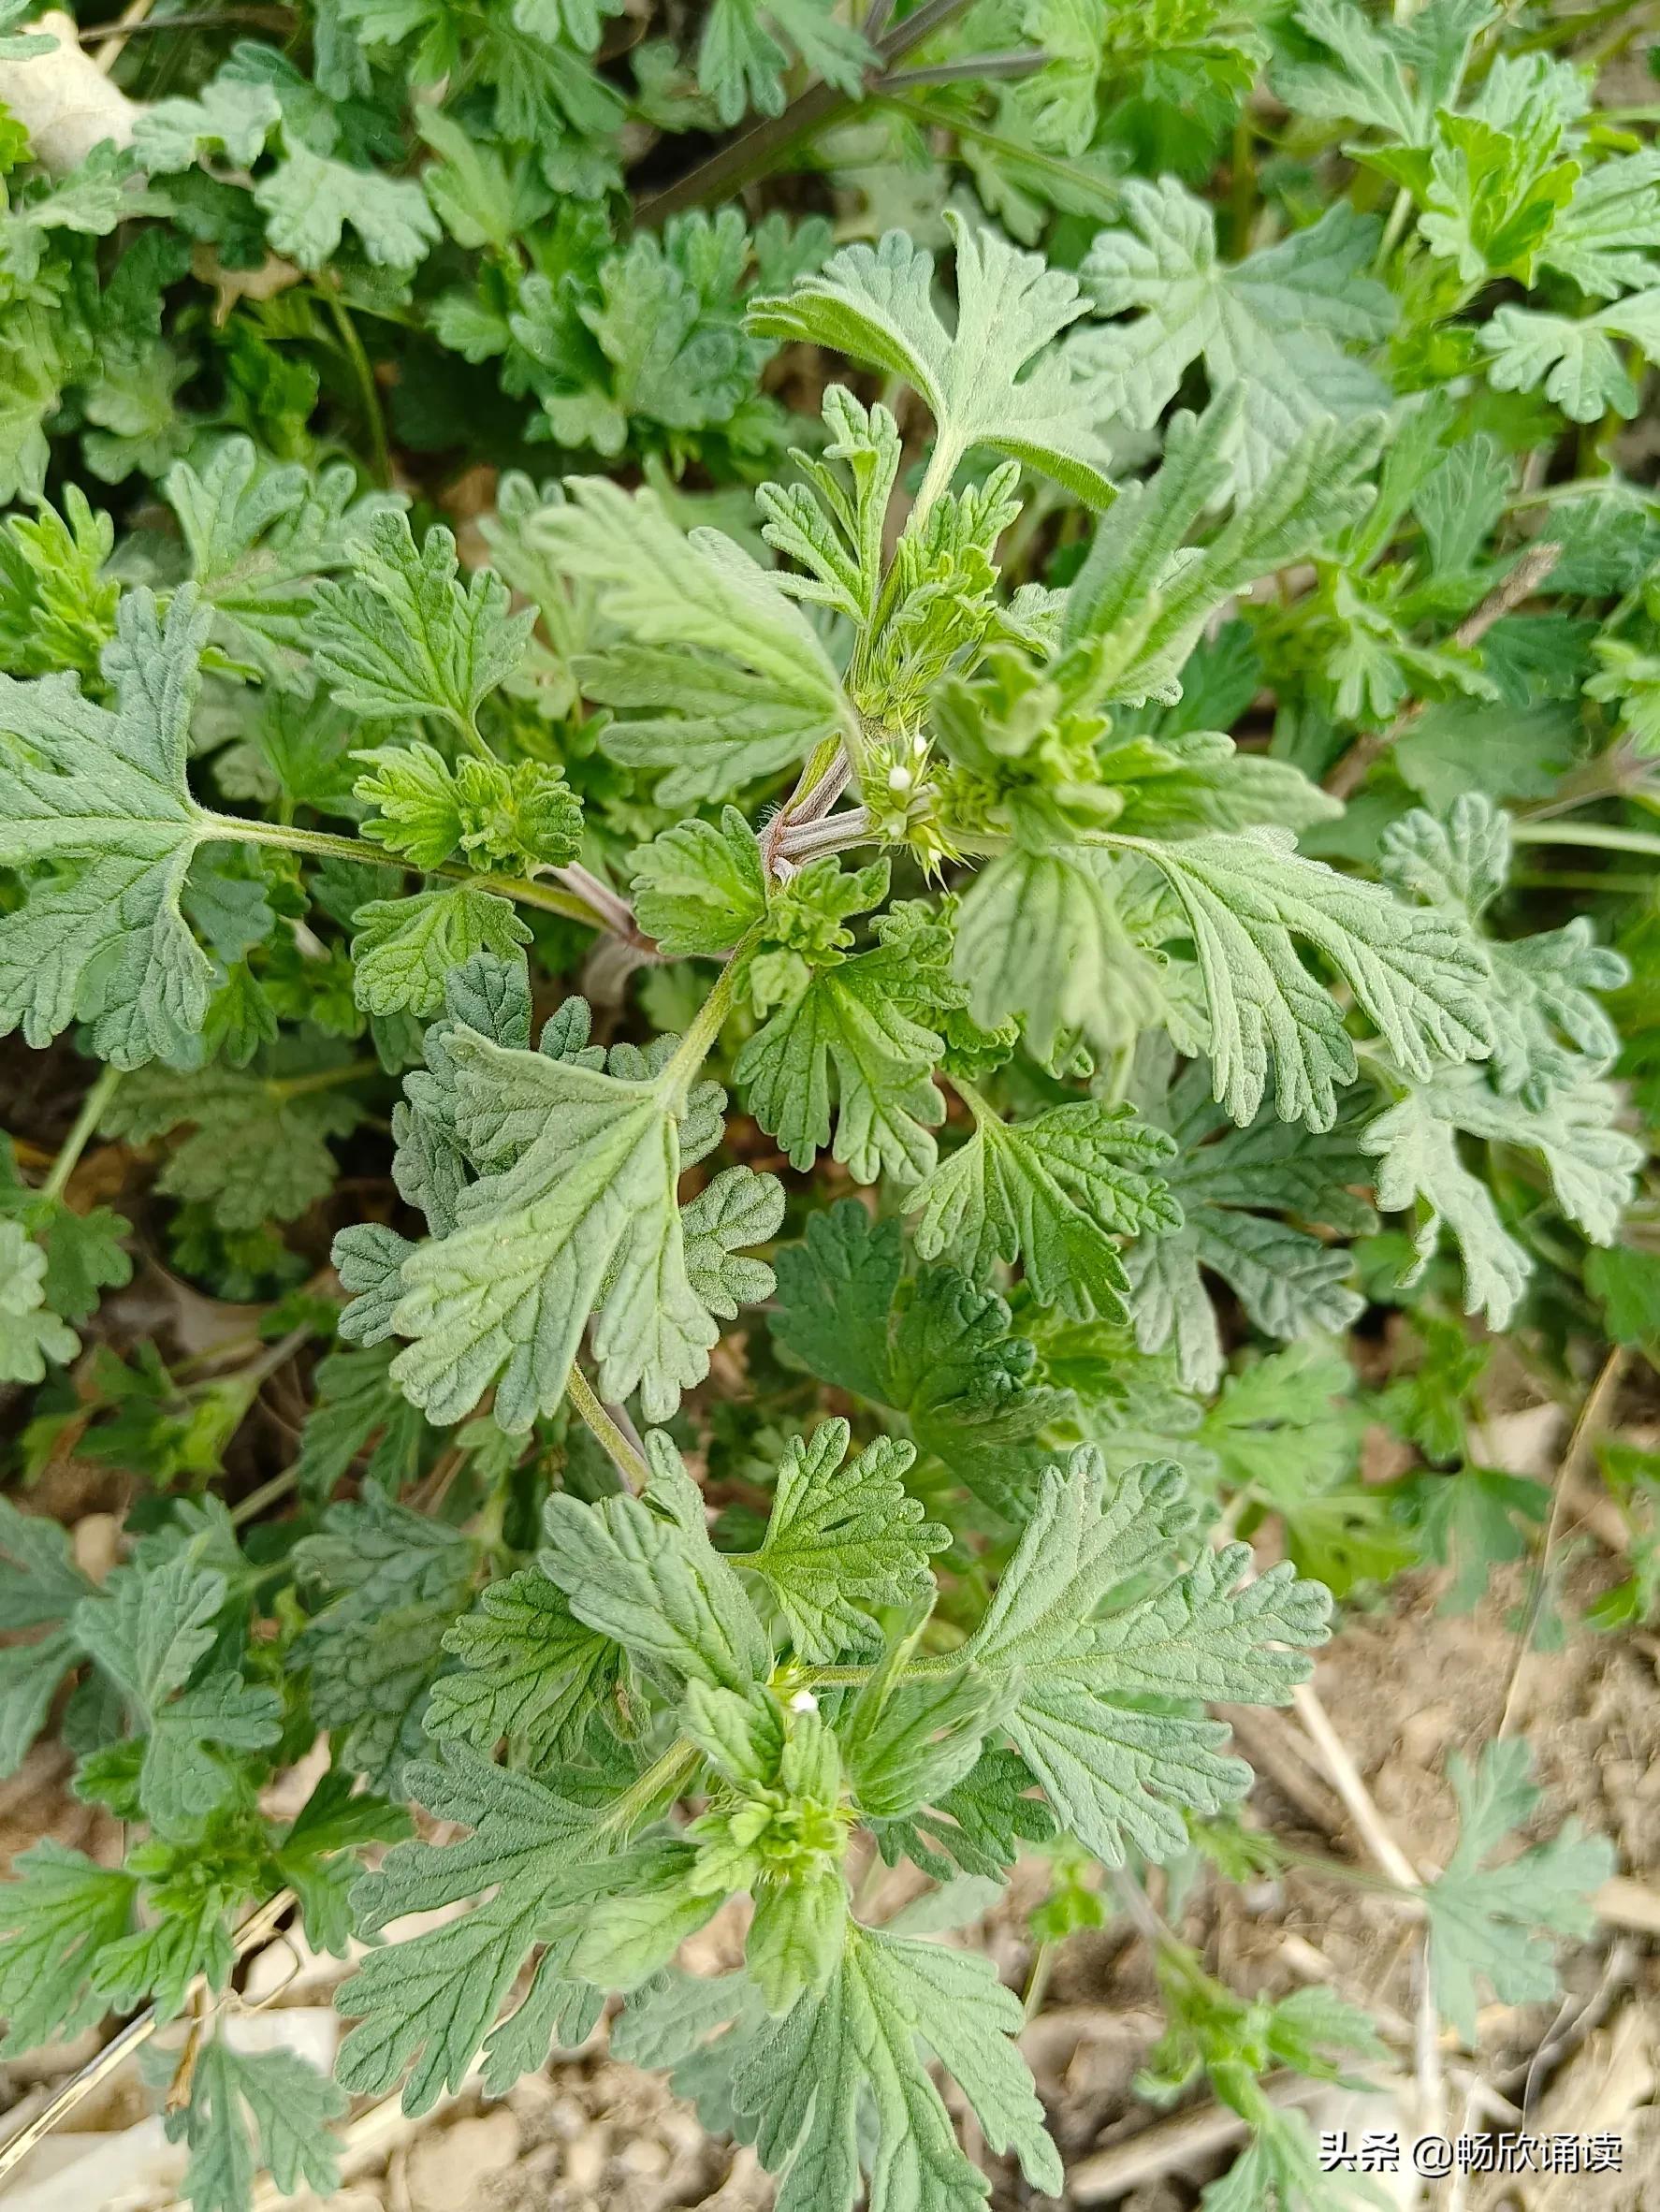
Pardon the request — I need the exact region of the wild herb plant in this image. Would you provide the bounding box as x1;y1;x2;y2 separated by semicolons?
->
0;0;1654;2205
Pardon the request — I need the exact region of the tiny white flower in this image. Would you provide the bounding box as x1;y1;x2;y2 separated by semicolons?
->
789;1688;820;1715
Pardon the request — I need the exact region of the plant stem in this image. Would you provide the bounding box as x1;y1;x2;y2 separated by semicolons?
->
202;812;603;924
634;0;979;224
908;434;964;534
551;860;656;954
1021;1937;1056;2019
1496;1345;1626;1740
1508;820;1660;860
774;805;876;863
1291;1681;1421;1890
326;295;392;490
763;738;855;874
78;5;293;36
236;1324;315;1399
269;1059;380;1100
1512;869;1656;893
229;1465;301;1528
41;1066;122;1203
598;1738;703;1840
661;924;764;1100
880;50;1048;89
566;1362;650;1493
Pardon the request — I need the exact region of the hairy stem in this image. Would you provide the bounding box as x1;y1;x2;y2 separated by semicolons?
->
661;923;764;1099
879;50;1049;89
908;434;964;535
326;295;392;491
598;1738;704;1840
1508;819;1660;860
566;1361;650;1493
551;860;657;956
77;5;293;34
204;812;605;925
40;1064;122;1204
763;736;856;875
773;804;876;864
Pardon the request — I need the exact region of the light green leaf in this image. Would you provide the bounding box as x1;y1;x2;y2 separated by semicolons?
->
1079;185;1394;488
336;1751;604;2111
426;1565;624;1762
1540;149;1660;298
910;1091;1179;1323
0;1497;95;1776
1424;1741;1613;2044
1270;0;1486;141
415;106;554;255
697;0;873;126
956;1449;1332;1863
729;1922;1063;2212
73;1551;283;1836
540;1433;769;1693
356;741;582;875
334;1222;417;1346
735;934;945;1185
770;1202;1070;1521
565;1844;720;1989
1415;91;1579;286
743;1864;849;2020
952;846;1169;1065
167;2039;345;2212
1120;825;1494;1129
630;807;767;957
543;479;849;805
0;1221;79;1382
352;886;531;1019
254;141;440;273
744;1420;947;1662
133;78;283;172
1480;292;1660;422
681;1164;785;1317
1060;397;1383;708
1361;1064;1640;1328
312;512;531;737
0;1842;137;2059
749;209;1120;506
1125;1065;1374;1391
1378;793;1624;1105
165;438;402;688
384;1014;777;1426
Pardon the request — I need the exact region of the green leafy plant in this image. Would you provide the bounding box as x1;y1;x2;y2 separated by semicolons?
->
0;1;1653;2205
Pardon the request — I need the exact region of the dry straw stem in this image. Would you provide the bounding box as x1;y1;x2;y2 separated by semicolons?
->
0;1890;297;2184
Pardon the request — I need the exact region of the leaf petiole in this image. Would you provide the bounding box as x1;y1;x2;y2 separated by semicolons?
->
40;1065;123;1204
565;1362;650;1493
